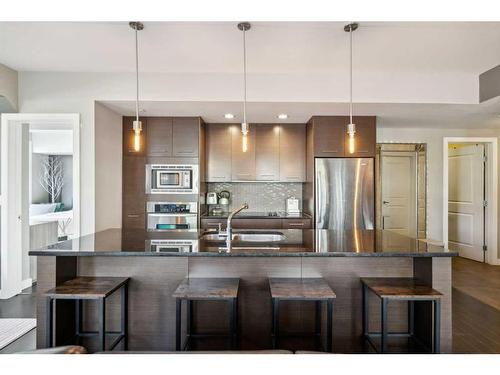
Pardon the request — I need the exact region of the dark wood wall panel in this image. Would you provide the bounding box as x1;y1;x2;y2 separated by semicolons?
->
78;257;188;351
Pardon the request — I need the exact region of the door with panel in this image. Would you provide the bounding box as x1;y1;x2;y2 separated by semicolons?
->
231;125;256;181
448;144;485;262
311;117;345;157
380;152;417;248
172;117;199;157
255;124;280;181
146;117;173;157
279;124;306;182
206;124;232;182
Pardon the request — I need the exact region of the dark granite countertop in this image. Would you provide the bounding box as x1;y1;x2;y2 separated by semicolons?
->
29;228;457;257
201;211;312;219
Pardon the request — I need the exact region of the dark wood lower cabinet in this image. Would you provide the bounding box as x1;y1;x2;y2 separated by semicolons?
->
200;218;312;230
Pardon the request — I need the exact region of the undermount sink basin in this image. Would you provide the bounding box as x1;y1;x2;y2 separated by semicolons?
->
200;231;285;242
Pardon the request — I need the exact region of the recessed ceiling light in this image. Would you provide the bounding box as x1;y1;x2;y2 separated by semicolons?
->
224;113;235;119
277;114;288;120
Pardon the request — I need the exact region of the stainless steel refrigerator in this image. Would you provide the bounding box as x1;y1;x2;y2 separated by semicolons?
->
315;158;374;230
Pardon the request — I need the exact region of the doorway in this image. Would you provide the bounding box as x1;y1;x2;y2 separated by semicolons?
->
443;137;498;265
0;113;80;299
376;143;427;240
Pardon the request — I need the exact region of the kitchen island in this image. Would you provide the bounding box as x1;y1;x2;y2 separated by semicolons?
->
30;228;456;353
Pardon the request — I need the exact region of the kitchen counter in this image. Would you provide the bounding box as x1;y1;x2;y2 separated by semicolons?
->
32;227;454;353
201;211;312;219
29;228;456;257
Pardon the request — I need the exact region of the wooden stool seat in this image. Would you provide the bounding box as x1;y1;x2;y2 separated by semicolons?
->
173;278;240;351
45;276;129;353
45;277;129;299
360;277;442;299
361;277;441;353
269;278;336;352
269;278;336;300
173;278;239;300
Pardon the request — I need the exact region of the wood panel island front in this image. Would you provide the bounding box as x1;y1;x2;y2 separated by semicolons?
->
30;229;456;353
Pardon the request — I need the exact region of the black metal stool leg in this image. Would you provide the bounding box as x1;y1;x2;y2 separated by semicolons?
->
272;298;279;349
362;284;368;338
46;297;53;347
433;300;441;353
175;298;182;351
315;300;321;334
75;299;82;345
326;299;333;353
408;300;414;337
229;298;237;349
381;298;388;353
121;283;128;350
98;297;106;352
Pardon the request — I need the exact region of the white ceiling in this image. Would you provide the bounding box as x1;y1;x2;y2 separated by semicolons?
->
1;22;500;75
2;22;500;128
100;99;500;129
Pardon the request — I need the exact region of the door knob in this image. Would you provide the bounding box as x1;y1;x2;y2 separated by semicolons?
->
383;201;390;204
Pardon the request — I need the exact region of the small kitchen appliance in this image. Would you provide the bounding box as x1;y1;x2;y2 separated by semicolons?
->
286;196;301;214
218;190;231;206
206;192;218;205
145;164;199;194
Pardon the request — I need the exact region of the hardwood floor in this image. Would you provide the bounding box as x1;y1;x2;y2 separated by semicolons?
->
452;257;500;353
1;258;499;353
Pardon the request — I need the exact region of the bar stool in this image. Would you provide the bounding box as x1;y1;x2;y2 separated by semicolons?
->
361;277;442;353
173;278;239;351
269;278;336;352
45;276;129;352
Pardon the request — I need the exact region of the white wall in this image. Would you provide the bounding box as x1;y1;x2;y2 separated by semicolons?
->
94;102;122;231
31;131;73;154
0;63;18;112
377;124;500;258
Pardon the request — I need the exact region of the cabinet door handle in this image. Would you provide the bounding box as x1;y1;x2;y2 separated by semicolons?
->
127;214;140;218
321;150;339;153
177;150;194;154
286;176;301;180
288;223;305;227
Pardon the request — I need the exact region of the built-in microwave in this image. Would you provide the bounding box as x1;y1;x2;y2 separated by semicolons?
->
145;164;199;194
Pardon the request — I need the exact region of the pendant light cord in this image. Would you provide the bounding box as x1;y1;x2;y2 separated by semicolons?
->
135;25;140;123
349;24;353;125
242;27;247;126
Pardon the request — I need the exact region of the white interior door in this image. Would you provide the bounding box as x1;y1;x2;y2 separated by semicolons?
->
0;119;30;299
448;144;485;262
381;152;417;238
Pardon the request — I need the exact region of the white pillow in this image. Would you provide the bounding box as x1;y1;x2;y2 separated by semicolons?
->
30;203;58;216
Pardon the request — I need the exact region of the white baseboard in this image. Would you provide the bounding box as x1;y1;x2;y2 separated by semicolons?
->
20;278;33;291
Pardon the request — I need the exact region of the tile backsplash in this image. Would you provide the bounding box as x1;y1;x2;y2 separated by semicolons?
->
206;182;303;212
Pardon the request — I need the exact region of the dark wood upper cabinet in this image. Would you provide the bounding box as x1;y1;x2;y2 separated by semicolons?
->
123;116;147;156
279;124;306;182
308;116;376;158
146;117;173;157
343;116;376;157
231;125;256;181
206;124;232;182
255;124;280;181
173;117;200;157
310;116;345;157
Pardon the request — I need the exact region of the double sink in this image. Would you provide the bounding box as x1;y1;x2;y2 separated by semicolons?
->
200;231;285;242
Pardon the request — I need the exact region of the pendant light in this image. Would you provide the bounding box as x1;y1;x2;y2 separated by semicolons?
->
129;21;144;152
344;22;358;154
238;22;251;153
